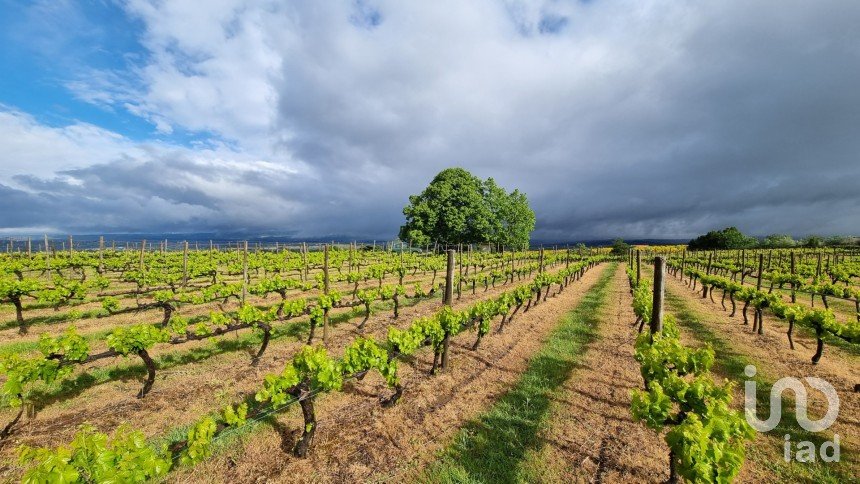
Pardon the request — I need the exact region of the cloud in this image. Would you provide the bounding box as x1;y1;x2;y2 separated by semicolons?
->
3;0;860;240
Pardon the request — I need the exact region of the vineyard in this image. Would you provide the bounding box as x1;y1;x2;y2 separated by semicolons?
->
0;242;856;482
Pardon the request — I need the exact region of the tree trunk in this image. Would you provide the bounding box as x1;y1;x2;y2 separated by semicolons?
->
14;298;25;334
440;333;451;369
506;303;522;326
382;383;403;408
787;320;795;350
812;335;824;364
668;449;678;483
253;324;271;365
307;321;317;345
293;385;316;457
161;304;173;327
359;303;371;329
472;331;483;351
136;349;156;398
430;348;441;375
0;405;24;441
497;313;508;333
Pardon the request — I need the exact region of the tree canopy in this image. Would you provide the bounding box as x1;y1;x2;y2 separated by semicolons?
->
610;238;631;255
687;227;757;250
398;168;536;249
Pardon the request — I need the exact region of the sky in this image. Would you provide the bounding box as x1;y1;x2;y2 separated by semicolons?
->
0;0;858;241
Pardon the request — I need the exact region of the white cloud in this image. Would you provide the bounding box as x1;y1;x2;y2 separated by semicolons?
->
0;108;134;181
4;0;860;239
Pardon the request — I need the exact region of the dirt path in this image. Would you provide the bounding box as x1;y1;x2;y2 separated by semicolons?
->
512;263;669;482
165;264;613;483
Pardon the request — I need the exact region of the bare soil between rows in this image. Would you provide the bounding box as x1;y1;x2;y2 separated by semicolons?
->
165;264;611;483
0;263;567;480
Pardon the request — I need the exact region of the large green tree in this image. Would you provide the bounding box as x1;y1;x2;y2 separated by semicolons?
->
399;168;535;249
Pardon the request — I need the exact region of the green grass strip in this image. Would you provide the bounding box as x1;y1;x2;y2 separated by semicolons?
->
421;263;616;484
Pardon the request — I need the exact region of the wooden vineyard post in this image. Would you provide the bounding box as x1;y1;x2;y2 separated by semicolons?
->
756;253;764;335
636;250;641;286
302;242;308;281
790;251;797;303
68;235;73;257
740;250;746;285
44;234;50;270
94;236;103;273
26;238;31;258
242;241;248;305
650;257;665;338
539;247;545;273
681;250;686;282
323;244;330;344
139;240;146;271
816;252;822;279
440;249;455;370
443;249;454;305
756;254;763;291
457;245;463;299
183;241;189;286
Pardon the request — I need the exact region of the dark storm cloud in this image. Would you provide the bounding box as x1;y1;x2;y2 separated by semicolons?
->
2;1;859;239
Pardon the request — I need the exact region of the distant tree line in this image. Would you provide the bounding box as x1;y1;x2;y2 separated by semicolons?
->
688;227;859;250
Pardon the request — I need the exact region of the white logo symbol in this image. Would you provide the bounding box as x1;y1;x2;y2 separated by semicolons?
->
744;365;839;432
744;365;841;463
